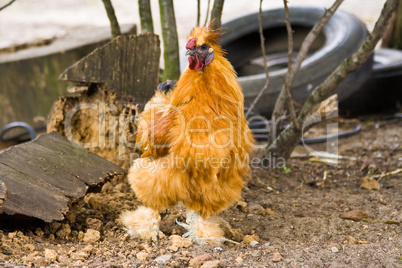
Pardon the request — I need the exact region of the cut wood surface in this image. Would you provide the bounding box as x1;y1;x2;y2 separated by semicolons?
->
0;180;6;214
0;131;126;222
59;33;160;104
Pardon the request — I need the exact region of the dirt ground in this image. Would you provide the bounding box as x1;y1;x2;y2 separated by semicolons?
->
0;116;400;267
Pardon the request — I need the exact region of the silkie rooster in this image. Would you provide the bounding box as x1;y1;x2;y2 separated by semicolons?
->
120;26;254;244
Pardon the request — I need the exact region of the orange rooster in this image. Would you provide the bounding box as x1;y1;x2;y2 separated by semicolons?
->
120;26;254;244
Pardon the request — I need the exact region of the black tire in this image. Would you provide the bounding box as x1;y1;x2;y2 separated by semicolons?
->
340;48;402;116
218;7;372;117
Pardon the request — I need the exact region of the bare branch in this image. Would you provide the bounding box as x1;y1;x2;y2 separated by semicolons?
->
270;0;344;134
102;0;122;38
204;0;211;27
266;0;399;160
0;0;17;12
139;0;154;33
245;0;270;119
159;0;181;81
282;0;299;130
197;0;201;26
210;0;225;30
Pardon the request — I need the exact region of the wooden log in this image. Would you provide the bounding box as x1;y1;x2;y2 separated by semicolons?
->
0;131;126;222
0;180;6;214
59;33;161;104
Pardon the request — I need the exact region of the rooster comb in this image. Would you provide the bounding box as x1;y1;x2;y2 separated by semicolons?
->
188;26;222;47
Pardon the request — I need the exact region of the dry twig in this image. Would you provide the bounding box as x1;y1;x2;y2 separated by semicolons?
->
197;0;201;26
282;0;299;130
210;0;225;30
374;168;402;181
245;0;270;119
204;0;211;27
266;0;399;160
139;0;154;33
102;0;122;38
0;0;17;12
270;0;344;133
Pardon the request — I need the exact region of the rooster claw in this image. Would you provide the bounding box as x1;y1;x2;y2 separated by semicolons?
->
175;210;226;245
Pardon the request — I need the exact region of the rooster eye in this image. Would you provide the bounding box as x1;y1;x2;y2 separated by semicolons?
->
200;44;207;50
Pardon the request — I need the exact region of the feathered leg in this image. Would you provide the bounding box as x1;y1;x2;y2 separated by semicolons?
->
120;206;161;241
176;210;226;245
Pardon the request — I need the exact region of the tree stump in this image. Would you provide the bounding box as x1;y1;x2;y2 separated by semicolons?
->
49;33;161;169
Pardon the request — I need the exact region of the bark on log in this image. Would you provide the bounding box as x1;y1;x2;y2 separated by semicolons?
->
0;132;125;222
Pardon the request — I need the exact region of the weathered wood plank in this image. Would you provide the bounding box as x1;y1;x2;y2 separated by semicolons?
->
0;131;126;222
59;34;160;104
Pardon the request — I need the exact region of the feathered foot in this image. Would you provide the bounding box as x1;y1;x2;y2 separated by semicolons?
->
176;210;227;245
120;206;160;241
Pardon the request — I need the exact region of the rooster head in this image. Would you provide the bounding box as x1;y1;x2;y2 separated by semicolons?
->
185;27;222;71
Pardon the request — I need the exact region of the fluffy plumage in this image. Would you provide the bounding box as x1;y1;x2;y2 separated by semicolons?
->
122;26;254;243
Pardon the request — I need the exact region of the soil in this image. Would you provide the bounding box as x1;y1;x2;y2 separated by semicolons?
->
0;117;401;267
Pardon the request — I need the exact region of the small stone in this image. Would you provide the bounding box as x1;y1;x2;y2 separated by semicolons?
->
236;201;248;210
35;228;44;237
83;229;101;243
197;254;212;262
8;232;17;239
168;245;179;252
181;250;191;256
114;182;130;193
272;252;282;262
242;234;260;244
339;210;369;222
189;254;211;268
265;208;275;216
78;231;85;241
86;218;103;232
136;251;149;261
248;204;265;215
101;181;114;193
348;236;358;244
360;177;380;190
154;254;172;264
58;255;70;265
201;260;221;268
56;223;71;239
44;248;58;262
189;257;202;268
158;231;166;240
71;251;90;261
331;246;339;253
235;256;243;264
213;247;222;252
82;245;94;254
250;240;259;247
170;235;192;248
50;222;62;233
24;244;36;252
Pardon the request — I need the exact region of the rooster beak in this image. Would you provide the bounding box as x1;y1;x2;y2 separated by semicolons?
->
186;49;195;56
